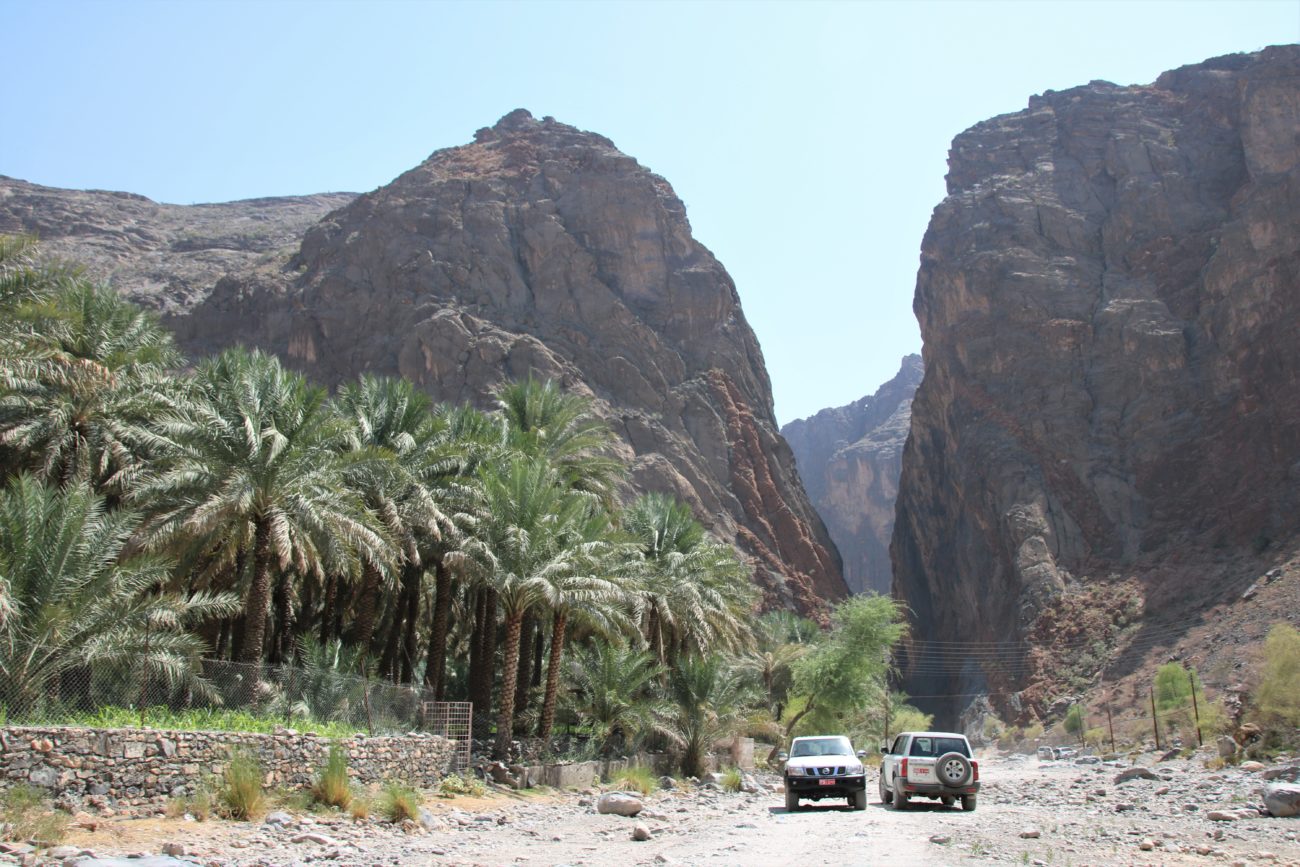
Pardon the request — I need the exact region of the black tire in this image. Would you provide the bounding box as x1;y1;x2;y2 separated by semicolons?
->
893;780;910;810
852;789;867;811
878;773;893;804
941;795;955;807
961;794;977;812
785;789;799;812
936;752;973;787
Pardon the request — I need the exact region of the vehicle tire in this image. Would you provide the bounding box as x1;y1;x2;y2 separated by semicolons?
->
878;774;893;804
892;781;910;810
936;752;973;787
852;789;867;811
961;794;977;812
941;795;955;807
785;789;799;812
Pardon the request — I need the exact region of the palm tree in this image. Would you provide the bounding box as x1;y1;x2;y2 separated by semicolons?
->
0;280;179;491
495;377;623;510
659;653;754;777
0;474;236;718
563;642;665;755
534;507;632;742
133;348;388;671
740;611;820;719
624;493;757;664
471;456;593;758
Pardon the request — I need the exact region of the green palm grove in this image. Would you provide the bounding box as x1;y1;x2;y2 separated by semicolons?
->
0;237;908;769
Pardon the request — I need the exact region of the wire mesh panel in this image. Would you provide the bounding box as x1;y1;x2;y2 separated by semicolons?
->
423;701;472;772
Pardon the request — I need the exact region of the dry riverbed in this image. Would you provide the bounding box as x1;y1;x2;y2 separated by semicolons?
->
6;753;1299;866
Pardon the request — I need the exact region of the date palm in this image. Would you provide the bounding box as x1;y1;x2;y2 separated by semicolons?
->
0;474;236;717
563;641;666;755
624;493;757;664
133;348;388;669
470;456;595;758
0;280;179;491
659;653;754;777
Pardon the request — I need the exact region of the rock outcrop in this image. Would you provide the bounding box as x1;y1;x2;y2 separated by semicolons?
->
783;355;922;594
1;111;847;614
892;46;1300;721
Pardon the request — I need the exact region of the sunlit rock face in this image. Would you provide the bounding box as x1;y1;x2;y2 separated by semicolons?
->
891;47;1300;721
783;355;922;595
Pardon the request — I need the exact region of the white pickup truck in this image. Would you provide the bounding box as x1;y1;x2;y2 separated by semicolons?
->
878;731;980;811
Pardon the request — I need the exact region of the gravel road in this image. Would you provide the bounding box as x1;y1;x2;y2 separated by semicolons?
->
31;753;1300;867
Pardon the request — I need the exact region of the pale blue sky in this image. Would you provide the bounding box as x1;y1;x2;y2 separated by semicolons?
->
7;1;1297;423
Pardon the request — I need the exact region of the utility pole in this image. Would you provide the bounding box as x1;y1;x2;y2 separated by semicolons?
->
1150;685;1161;751
883;688;891;747
1105;690;1116;755
1188;668;1204;747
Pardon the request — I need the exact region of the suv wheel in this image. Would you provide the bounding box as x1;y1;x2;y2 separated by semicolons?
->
936;752;973;787
892;780;910;810
878;774;893;804
851;789;867;811
961;794;977;811
785;789;799;812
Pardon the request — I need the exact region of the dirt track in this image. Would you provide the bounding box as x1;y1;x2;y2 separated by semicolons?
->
50;754;1300;866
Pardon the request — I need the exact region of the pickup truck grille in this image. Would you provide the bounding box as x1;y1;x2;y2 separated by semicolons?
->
817;766;844;776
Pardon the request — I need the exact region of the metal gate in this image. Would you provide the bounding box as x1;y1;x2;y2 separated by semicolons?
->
422;701;473;773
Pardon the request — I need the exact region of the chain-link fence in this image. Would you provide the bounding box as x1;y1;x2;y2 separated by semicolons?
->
0;657;470;743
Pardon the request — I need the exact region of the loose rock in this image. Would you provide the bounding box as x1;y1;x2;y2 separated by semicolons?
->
596;792;643;817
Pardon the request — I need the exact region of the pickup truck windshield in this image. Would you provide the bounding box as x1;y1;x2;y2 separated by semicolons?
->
907;737;971;757
791;737;853;757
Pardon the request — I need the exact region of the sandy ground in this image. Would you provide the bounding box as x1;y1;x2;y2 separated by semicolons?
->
40;755;1300;866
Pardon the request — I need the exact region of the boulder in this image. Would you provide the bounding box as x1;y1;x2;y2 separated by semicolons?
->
1264;783;1300;818
596;793;643;817
1218;736;1240;759
264;811;294;827
1114;768;1158;784
1263;765;1300;783
1240;761;1266;772
631;823;651;841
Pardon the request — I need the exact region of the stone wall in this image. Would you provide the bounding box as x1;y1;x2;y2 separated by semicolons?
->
0;726;456;806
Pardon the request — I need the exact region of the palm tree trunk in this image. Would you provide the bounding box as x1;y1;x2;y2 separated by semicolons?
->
423;558;452;699
647;607;663;663
239;518;273;667
270;570;290;665
531;626;544;687
399;563;421;684
514;614;535;714
494;608;525;759
537;609;567;742
472;589;497;720
319;574;338;644
353;560;384;651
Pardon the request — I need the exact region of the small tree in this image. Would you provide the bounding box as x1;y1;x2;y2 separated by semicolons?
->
1255;623;1300;728
1063;703;1086;744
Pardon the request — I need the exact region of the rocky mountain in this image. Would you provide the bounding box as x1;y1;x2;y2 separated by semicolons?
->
782;355;922;595
0;176;354;313
0;110;847;615
892;45;1300;723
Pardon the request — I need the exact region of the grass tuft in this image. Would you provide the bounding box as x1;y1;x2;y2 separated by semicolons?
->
720;766;744;793
218;751;267;820
611;765;657;796
311;743;352;809
377;780;422;823
0;785;69;847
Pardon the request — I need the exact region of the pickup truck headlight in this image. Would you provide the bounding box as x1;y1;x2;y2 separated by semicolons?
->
846;762;864;775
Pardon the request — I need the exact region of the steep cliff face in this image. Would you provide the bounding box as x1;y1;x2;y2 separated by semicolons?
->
18;110;842;613
783;356;922;594
893;46;1300;720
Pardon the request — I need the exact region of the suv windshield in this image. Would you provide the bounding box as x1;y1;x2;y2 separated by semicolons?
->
907;736;971;758
791;737;853;757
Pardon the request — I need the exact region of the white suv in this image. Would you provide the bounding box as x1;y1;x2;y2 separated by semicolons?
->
878;731;980;811
780;735;868;811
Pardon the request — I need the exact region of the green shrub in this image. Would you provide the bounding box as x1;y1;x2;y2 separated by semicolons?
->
0;785;69;846
1063;704;1086;742
1022;721;1045;741
55;705;362;738
1255;623;1300;728
438;773;485;797
311;744;352;809
166;779;214;821
218;751;267;820
377;780;421;822
612;765;657;796
720;766;743;793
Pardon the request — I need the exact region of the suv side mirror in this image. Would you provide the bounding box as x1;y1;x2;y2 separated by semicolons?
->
856;750;867;759
879;742;889;754
777;751;788;762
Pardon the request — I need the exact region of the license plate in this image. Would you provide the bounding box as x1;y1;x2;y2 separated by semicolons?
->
914;767;931;777
818;779;835;786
